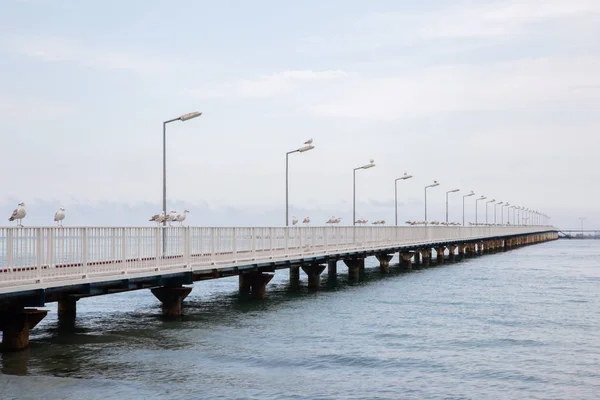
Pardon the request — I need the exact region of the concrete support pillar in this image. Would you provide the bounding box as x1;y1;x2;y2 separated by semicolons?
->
478;242;484;255
376;254;393;273
457;244;465;258
343;258;364;281
421;249;430;266
151;286;192;317
327;260;337;277
436;247;446;264
1;309;48;352
57;297;78;322
400;252;414;270
301;264;326;290
448;245;457;262
413;251;420;264
289;266;300;282
240;272;274;299
465;243;474;257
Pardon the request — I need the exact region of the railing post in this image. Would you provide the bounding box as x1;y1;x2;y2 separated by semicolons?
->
312;227;316;250
155;228;161;269
211;228;216;262
252;227;256;259
324;227;328;251
121;228;127;273
269;228;273;258
82;228;89;278
184;227;190;267
36;228;43;282
232;227;237;262
7;229;13;271
285;227;289;255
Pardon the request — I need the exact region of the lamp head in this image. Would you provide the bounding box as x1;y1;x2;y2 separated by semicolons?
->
179;111;202;121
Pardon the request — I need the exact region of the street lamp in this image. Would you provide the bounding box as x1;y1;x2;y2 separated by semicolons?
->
353;159;376;226
579;217;585;237
485;199;496;225
462;191;475;226
510;205;517;225
445;189;460;224
162;111;202;227
424;180;440;223
475;195;487;225
395;172;413;226
285;139;315;226
494;202;504;225
502;203;510;225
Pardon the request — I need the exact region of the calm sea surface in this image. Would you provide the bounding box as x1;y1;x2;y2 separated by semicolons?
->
1;239;599;399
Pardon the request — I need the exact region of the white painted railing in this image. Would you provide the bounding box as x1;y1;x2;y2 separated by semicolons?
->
0;226;554;291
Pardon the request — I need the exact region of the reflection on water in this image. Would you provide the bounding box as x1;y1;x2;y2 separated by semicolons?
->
2;240;600;399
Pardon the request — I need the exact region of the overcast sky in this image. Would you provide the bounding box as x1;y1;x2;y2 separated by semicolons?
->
1;0;599;229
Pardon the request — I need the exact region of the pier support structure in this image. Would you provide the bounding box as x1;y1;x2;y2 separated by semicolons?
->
327;260;337;277
344;258;364;281
151;286;192;317
301;264;326;290
436;247;446;264
376;254;393;273
448;245;457;262
0;309;48;352
289;266;300;283
400;252;414;270
239;272;274;299
57;297;78;323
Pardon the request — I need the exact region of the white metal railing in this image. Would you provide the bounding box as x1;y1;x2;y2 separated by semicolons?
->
0;226;554;291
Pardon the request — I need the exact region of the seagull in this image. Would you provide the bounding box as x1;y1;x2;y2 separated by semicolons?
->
54;207;66;227
8;202;26;227
292;216;298;226
304;138;313;145
302;216;310;225
355;218;368;225
149;211;166;225
167;210;178;226
175;210;190;226
326;216;336;225
333;217;342;224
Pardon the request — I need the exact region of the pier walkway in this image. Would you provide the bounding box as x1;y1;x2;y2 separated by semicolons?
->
0;225;558;351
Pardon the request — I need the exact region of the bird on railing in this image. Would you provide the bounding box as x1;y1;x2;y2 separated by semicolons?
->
302;216;310;225
175;210;190;226
355;218;368;225
8;202;26;227
149;212;166;225
292;216;298;226
326;216;337;225
167;210;178;226
372;220;386;225
333;217;342;224
54;207;66;227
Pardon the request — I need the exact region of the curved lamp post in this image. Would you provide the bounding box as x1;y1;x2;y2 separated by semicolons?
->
395;172;413;226
485;199;496;225
502;203;510;225
353;159;376;226
462;191;475;226
162;111;202;227
494;202;504;225
285;139;315;226
475;195;487;225
424;181;440;223
445;189;460;224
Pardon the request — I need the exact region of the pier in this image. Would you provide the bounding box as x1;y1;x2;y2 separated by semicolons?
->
0;225;557;351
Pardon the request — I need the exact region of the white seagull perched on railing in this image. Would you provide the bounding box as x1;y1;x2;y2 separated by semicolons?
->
8;202;26;227
175;210;190;226
355;218;368;225
302;216;310;225
292;216;298;226
333;217;342;224
54;207;66;227
326;216;337;225
149;211;166;225
167;210;178;226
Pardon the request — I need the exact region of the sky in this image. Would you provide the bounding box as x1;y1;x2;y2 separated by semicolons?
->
0;0;599;228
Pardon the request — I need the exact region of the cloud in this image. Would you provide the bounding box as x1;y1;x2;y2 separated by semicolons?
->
307;56;600;120
0;92;76;121
2;35;174;75
183;69;350;99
